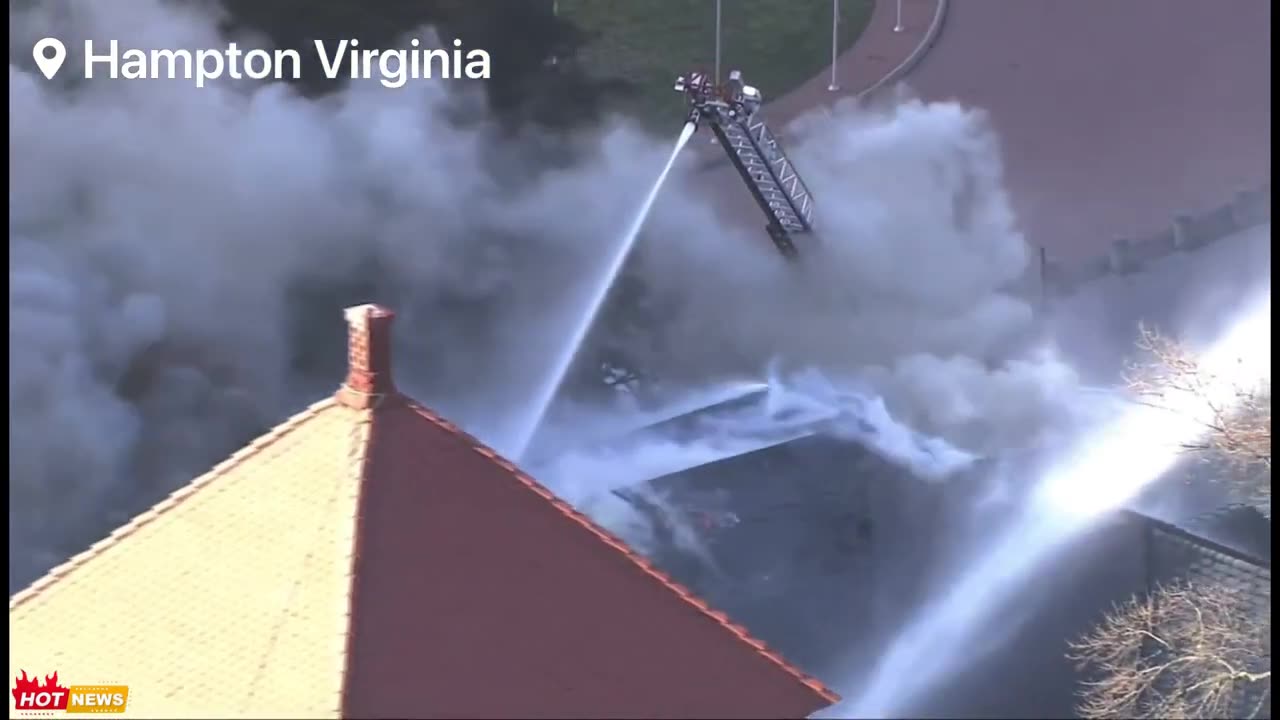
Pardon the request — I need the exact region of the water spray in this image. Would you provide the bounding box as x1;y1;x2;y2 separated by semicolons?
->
512;67;823;461
839;288;1272;718
510;122;699;461
535;371;977;513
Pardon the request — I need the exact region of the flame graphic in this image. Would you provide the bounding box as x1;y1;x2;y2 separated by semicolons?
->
12;670;70;709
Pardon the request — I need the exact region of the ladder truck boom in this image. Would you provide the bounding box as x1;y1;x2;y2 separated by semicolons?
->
675;69;817;259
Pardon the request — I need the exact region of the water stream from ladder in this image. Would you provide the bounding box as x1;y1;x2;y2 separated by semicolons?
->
509;122;700;461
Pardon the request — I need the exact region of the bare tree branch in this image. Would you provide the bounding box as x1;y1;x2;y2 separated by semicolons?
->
1074;327;1272;718
1071;581;1271;719
1125;324;1271;509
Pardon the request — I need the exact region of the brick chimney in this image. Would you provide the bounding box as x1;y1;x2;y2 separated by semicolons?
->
337;304;396;409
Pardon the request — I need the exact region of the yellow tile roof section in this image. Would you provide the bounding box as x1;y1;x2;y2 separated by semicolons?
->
9;398;368;720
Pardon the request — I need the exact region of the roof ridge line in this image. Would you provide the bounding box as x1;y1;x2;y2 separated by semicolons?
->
334;401;376;717
9;397;342;611
398;397;840;705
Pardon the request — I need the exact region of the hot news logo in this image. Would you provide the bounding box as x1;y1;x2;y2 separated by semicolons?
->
12;671;68;711
12;671;129;715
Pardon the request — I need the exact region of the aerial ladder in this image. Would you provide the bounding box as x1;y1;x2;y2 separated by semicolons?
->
675;69;817;258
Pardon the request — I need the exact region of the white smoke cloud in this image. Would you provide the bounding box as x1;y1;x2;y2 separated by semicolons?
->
8;0;1094;592
7;0;669;589
624;94;1093;454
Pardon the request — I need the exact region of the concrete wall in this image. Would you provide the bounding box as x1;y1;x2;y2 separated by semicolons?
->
1038;183;1270;301
1021;183;1272;388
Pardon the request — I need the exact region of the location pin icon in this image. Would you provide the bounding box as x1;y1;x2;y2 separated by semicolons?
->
33;38;67;80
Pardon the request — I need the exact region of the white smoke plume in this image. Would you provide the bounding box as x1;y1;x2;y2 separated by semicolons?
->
9;0;1090;591
627;95;1091;453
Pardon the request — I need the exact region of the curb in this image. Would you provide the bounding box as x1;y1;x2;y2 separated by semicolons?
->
854;0;950;99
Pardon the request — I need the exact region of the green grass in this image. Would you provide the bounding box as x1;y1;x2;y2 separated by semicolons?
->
560;0;875;128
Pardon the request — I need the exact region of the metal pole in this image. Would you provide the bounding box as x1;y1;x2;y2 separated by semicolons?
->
714;0;723;84
1039;246;1049;311
710;0;723;144
827;0;840;91
550;0;560;65
894;0;905;32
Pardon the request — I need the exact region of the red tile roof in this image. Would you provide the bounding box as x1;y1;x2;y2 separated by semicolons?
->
10;304;837;719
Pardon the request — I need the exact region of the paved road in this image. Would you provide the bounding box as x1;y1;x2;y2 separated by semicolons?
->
767;0;942;123
905;0;1271;262
686;0;941;170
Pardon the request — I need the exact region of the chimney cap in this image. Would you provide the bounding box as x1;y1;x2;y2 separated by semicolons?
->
345;303;396;324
